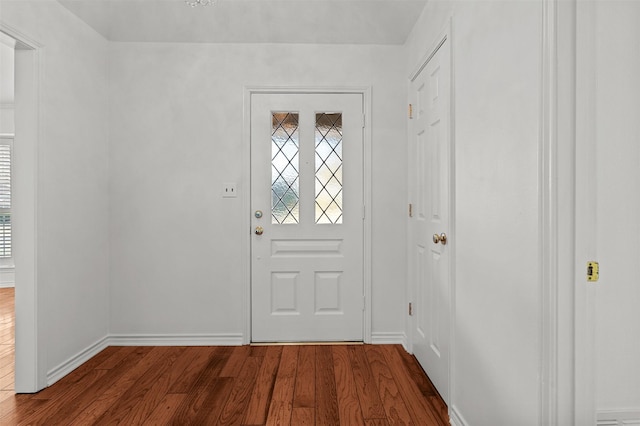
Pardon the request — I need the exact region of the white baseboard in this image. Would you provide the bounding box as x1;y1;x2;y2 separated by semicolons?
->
45;333;243;388
450;405;468;426
47;335;109;386
0;267;14;288
597;409;640;426
370;332;406;345
108;333;244;346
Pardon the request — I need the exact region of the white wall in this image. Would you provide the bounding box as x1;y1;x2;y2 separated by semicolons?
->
406;1;543;424
108;43;407;339
0;42;14;134
594;1;640;421
1;0;110;385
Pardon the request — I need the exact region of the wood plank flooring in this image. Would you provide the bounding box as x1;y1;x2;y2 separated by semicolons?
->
0;288;448;425
0;288;14;398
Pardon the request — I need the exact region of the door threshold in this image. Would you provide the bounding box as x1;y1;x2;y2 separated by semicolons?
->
251;341;364;346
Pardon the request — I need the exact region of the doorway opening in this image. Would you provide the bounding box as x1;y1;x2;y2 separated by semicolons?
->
0;25;43;393
0;32;16;396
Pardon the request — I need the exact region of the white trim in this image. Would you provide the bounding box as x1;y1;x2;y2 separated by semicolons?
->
242;86;373;345
370;332;405;345
574;0;597;423
597;410;640;426
108;333;244;347
0;22;45;393
0;266;14;287
0;103;15;109
539;0;572;423
449;405;468;426
46;336;109;386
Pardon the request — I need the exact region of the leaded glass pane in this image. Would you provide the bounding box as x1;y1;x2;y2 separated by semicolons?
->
315;113;343;224
272;112;299;224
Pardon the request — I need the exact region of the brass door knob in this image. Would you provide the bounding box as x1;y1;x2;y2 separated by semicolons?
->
433;233;447;245
255;226;264;235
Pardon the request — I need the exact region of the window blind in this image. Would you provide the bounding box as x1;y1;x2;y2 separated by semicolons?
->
0;143;11;259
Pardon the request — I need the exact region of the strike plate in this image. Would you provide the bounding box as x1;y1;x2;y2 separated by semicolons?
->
587;261;599;282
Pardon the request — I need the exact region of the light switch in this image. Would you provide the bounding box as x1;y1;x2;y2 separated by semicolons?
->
222;182;237;198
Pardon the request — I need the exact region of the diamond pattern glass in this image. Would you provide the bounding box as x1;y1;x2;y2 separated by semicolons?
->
271;112;300;224
315;113;343;224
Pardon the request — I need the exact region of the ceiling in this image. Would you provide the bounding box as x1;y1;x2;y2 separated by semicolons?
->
57;0;427;44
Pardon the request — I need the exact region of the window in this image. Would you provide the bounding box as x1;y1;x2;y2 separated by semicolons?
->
271;112;300;224
0;136;12;264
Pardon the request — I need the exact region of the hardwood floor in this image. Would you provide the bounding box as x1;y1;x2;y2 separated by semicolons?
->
0;288;14;398
0;288;448;425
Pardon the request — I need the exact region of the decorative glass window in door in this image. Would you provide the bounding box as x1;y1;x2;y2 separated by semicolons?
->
315;113;343;224
271;112;300;224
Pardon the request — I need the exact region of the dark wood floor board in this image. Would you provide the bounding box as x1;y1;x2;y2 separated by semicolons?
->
216;356;263;425
348;345;386;420
219;344;252;378
395;345;439;398
248;345;268;357
394;345;449;422
379;345;446;426
293;345;315;409
291;407;315;425
66;346;170;425
365;418;391;426
168;346;219;394
92;346;187;425
94;346;139;370
242;345;283;425
364;345;415;425
429;395;449;423
144;393;186;425
332;345;365;426
315;346;340;426
265;345;299;426
189;346;233;390
33;347;153;423
169;347;234;424
31;346;127;401
170;377;234;425
17;368;110;425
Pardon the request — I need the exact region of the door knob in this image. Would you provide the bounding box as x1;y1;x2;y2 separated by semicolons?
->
255;226;264;236
433;233;447;245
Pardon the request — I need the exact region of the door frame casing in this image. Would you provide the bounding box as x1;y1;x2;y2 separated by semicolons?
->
242;86;373;344
0;22;46;392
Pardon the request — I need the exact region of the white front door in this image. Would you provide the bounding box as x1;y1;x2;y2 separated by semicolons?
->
250;93;364;342
409;38;452;403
